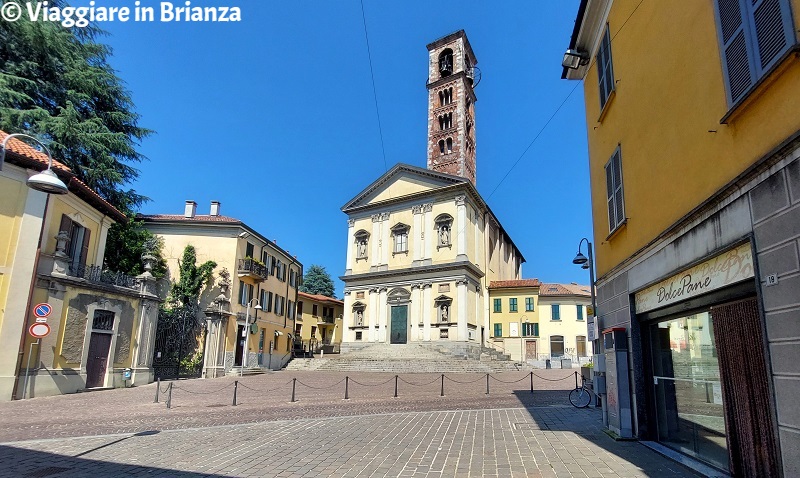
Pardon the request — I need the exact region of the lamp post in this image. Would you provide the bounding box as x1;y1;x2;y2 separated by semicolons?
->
2;134;69;400
241;299;261;376
572;238;597;344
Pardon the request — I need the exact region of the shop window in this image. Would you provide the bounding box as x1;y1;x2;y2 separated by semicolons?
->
550;335;564;357
576;335;587;356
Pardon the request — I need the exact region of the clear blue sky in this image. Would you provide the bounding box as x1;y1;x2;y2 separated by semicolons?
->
102;0;589;295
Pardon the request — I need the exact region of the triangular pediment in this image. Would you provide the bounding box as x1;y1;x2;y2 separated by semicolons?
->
342;163;468;211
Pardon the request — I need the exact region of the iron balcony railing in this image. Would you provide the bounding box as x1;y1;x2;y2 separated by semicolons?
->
238;258;268;280
68;263;138;289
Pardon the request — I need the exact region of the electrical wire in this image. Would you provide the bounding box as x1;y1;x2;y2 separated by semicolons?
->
360;0;389;172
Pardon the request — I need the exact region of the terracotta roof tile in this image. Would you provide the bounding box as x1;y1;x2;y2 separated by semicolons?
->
0;131;71;172
1;130;126;223
298;291;343;305
139;214;242;223
488;279;541;289
539;283;592;297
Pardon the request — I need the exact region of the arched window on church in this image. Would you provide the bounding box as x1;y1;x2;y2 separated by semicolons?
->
446;137;453;153
439;49;453;77
438;139;445;155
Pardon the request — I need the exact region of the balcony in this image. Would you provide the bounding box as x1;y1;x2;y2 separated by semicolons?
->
318;315;335;325
68;263;138;289
237;258;268;282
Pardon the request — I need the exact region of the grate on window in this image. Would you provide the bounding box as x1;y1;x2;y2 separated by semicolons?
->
92;310;115;331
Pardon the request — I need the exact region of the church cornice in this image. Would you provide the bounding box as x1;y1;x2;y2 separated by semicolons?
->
340;260;484;284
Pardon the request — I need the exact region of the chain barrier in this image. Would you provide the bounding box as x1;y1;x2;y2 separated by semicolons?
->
488;374;530;384
531;372;574;382
295;378;346;390
155;371;575;408
397;376;442;387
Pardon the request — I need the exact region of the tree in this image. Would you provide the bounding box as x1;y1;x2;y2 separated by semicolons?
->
0;4;152;272
103;219;167;278
299;265;336;298
169;245;216;309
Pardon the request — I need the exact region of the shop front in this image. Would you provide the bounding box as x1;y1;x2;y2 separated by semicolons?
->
635;242;780;475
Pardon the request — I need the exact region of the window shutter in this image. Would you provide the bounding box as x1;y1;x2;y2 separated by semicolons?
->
612;150;624;226
750;0;794;71
80;228;91;267
59;214;74;256
716;0;755;103
605;161;617;230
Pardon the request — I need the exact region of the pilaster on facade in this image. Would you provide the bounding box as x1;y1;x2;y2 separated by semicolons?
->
410;282;421;340
377;287;388;343
368;287;378;342
412;205;424;264
345;219;355;275
423;203;434;263
342;289;354;342
371;214;381;271
456;278;469;341
422;281;433;341
379;212;390;267
455;195;468;261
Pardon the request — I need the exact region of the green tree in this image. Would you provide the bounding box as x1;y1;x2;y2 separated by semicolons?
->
299;265;336;298
103;218;167;278
0;3;152;272
170;245;216;309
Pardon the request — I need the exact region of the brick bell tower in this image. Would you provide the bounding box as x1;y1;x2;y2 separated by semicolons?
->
426;30;480;185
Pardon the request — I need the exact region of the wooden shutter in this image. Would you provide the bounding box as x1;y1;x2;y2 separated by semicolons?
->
80;227;91;267
605;149;624;231
58;214;74;257
750;0;794;71
716;0;755;103
267;291;273;312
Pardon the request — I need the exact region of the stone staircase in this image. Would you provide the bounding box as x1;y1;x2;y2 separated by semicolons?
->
284;343;524;373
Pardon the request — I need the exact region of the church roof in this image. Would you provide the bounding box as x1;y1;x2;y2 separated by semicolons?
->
341;163;526;263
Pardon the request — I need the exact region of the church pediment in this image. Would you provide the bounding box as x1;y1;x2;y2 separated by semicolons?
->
341;163;468;212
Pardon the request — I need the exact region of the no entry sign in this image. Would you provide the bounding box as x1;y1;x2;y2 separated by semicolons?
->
29;323;51;338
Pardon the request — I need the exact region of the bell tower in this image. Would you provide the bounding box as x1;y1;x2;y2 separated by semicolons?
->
426;30;480;185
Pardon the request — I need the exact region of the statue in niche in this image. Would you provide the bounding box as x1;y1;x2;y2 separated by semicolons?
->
357;239;368;259
439;224;450;246
440;304;449;322
355;309;364;326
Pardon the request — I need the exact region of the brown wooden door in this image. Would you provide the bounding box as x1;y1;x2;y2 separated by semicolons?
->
525;340;537;361
86;333;112;388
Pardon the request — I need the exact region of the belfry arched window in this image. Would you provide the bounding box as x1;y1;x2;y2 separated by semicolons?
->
438;49;453;77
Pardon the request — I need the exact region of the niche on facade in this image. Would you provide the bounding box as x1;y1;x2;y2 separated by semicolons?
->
387;288;411;305
435;214;453;249
351;301;367;328
354;230;370;261
434;295;453;324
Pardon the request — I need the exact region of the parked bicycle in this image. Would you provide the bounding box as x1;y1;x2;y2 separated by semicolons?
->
569;376;595;408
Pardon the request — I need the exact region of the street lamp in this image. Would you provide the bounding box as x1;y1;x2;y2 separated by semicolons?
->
241;299;261;375
573;238;597;343
1;133;69;195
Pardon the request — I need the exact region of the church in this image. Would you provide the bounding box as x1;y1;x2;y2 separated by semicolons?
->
340;31;524;347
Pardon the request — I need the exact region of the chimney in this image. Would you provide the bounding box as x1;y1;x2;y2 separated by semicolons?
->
210;201;221;217
184;200;197;218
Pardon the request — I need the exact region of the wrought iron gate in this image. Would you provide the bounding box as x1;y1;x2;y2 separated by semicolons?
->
152;306;205;380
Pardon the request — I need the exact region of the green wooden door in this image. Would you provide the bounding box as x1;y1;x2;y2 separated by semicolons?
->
390;305;408;344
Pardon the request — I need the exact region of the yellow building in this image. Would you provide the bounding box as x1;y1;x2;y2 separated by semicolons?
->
341;32;524;354
295;291;344;354
142;202;302;374
487;280;593;365
563;0;800;473
1;131;161;400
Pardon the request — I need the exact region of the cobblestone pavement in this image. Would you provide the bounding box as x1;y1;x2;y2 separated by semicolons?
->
0;371;700;477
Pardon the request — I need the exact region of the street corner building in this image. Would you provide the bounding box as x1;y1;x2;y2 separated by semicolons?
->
562;0;800;475
339;31;525;355
0;131;162;400
141;202;302;377
487;280;595;367
294;292;344;356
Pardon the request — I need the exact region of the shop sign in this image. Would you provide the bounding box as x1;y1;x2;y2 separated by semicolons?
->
635;243;754;313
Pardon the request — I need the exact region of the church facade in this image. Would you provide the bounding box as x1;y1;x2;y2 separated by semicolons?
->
340;31;524;347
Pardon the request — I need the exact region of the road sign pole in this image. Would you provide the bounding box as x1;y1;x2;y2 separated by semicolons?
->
21;339;40;400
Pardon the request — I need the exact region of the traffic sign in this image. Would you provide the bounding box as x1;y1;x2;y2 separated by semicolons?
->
29;323;51;338
33;303;52;318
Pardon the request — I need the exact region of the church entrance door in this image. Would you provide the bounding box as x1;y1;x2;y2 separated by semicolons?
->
390;305;408;344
